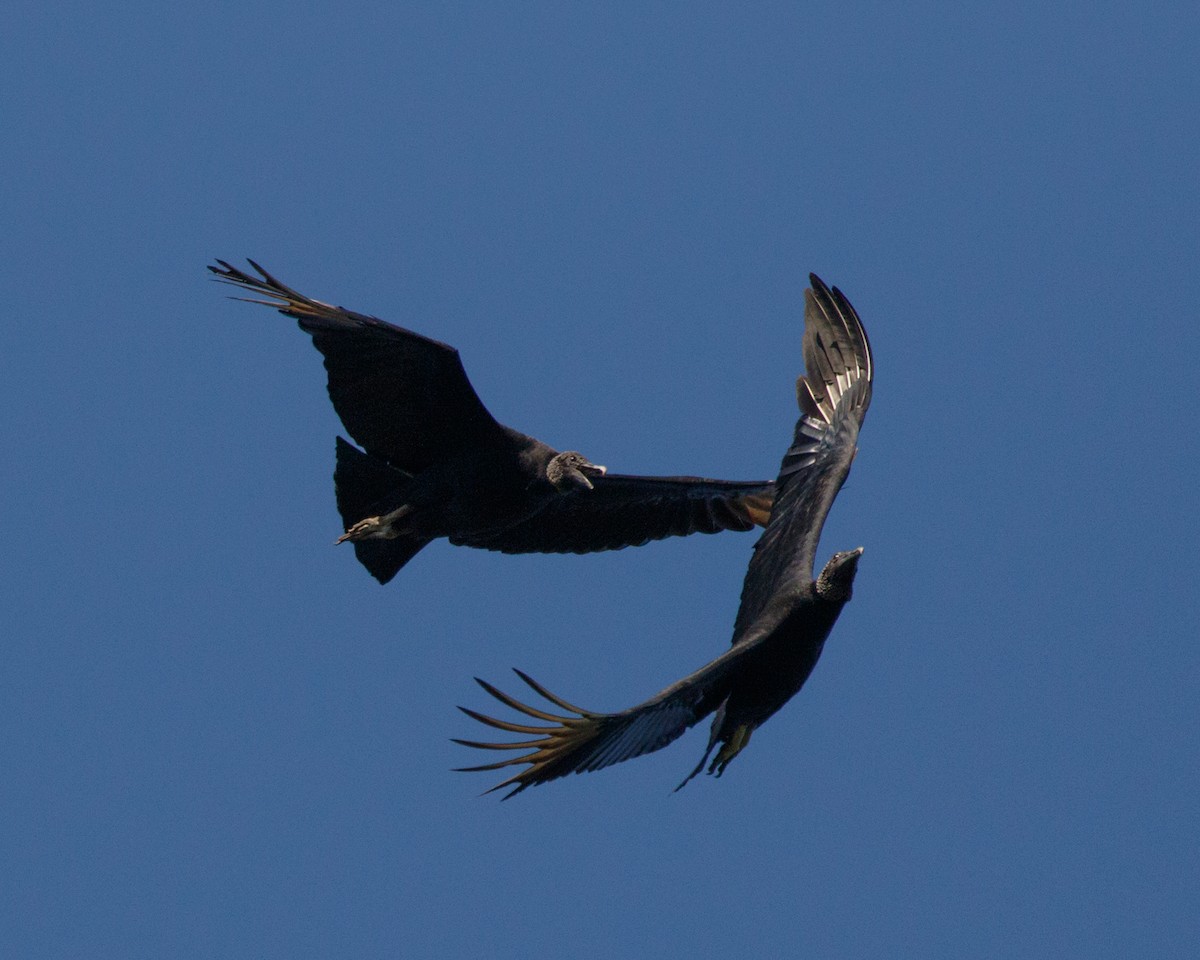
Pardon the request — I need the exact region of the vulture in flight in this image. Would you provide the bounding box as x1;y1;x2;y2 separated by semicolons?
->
455;274;872;797
210;260;773;583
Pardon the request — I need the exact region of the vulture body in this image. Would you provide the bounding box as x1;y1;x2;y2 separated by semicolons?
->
456;274;872;796
210;260;774;583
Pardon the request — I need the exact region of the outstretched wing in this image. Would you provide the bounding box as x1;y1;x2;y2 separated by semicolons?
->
450;474;774;554
731;274;873;640
209;259;504;474
454;645;759;797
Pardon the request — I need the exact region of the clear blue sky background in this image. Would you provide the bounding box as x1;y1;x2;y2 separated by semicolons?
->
3;3;1197;957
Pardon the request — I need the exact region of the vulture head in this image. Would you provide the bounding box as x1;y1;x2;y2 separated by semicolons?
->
546;451;607;492
815;547;863;603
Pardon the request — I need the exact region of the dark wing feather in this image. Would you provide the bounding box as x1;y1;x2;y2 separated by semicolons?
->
209;260;503;474
449;474;774;554
731;274;873;640
454;644;759;797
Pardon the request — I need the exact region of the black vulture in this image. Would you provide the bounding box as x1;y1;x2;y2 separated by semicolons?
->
210;260;774;583
455;274;872;797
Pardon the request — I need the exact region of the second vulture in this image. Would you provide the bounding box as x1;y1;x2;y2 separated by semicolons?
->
210;260;773;584
455;274;872;797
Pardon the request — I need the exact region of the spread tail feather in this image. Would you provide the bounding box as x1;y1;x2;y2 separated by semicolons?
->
334;437;431;583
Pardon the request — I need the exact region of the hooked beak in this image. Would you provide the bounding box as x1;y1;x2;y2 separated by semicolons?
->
574;461;606;490
573;465;604;492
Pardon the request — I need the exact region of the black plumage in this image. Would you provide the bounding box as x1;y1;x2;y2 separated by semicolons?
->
210;260;774;583
455;274;872;797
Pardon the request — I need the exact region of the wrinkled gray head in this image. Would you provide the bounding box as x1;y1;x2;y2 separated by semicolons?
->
815;547;863;603
546;451;608;492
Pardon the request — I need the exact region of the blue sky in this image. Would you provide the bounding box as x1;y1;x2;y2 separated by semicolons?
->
4;3;1197;957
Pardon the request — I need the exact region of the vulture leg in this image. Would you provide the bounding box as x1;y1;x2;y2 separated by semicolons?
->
336;504;414;543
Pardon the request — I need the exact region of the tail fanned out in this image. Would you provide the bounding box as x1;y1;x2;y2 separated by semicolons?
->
333;437;430;583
